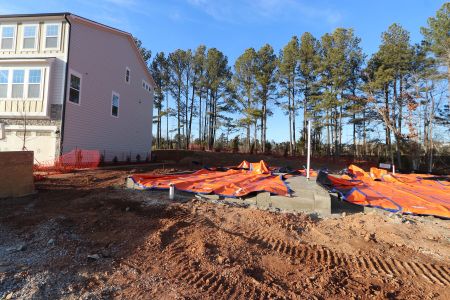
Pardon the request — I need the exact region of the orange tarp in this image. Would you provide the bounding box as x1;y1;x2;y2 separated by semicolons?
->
131;160;290;197
326;165;450;218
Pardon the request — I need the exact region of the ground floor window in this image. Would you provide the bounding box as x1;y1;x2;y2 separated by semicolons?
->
69;73;81;104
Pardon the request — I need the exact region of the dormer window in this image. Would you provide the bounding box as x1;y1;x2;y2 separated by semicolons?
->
23;25;38;49
125;67;130;83
45;24;60;49
1;25;15;50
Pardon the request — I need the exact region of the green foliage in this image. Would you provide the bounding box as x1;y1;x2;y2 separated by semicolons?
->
133;37;152;65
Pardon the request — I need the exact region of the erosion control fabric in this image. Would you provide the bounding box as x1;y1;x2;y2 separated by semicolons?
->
130;160;290;197
319;165;450;218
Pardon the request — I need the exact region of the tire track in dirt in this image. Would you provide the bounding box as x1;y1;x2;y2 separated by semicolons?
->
158;213;288;299
234;226;450;286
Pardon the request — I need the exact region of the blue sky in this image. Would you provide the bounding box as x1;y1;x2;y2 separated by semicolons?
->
1;0;446;142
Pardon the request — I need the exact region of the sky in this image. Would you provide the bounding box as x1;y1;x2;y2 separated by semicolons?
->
0;0;446;143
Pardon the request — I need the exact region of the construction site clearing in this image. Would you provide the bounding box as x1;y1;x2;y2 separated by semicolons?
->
1;152;450;299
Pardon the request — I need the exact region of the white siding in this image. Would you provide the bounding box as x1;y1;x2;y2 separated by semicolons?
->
62;19;153;161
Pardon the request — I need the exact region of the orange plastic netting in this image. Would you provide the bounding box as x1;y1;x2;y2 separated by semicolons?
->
324;165;450;218
130;160;290;197
34;149;101;173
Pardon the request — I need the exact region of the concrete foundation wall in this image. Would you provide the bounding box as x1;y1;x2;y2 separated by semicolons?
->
0;151;34;198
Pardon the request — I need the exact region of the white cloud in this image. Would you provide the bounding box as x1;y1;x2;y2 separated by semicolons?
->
186;0;342;25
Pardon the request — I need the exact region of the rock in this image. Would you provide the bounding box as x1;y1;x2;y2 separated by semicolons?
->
125;207;130;212
17;244;27;251
5;292;13;300
101;249;111;258
87;254;101;260
341;212;346;217
47;239;55;246
364;233;376;242
217;256;224;264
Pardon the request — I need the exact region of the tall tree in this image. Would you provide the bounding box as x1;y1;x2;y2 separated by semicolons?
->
255;44;278;153
233;48;258;153
298;32;320;154
168;50;188;149
150;52;169;149
279;36;300;155
204;48;231;150
421;2;450;101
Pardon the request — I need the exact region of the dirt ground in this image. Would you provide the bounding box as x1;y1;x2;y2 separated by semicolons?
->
1;165;449;299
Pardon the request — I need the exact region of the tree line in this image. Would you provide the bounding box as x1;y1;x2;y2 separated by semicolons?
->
141;3;449;170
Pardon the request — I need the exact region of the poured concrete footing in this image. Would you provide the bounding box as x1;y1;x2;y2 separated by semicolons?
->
126;175;331;215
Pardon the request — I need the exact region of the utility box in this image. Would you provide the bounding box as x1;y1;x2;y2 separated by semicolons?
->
0;151;34;198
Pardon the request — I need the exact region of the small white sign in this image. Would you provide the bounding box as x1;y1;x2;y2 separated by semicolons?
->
379;163;391;169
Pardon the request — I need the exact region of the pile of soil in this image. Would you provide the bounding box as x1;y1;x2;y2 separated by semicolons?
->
0;168;448;299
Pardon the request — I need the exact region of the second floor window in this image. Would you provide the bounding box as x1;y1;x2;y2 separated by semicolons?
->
1;26;15;50
0;70;8;98
45;24;59;49
23;25;37;49
28;69;41;98
125;68;130;83
12;70;25;98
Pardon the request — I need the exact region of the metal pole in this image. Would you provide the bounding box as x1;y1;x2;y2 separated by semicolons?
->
306;120;311;180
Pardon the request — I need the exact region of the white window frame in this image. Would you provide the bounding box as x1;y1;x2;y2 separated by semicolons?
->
27;69;43;99
67;70;82;106
44;23;61;50
111;91;120;118
125;67;131;84
21;24;39;51
0;24;16;50
0;69;9;99
0;67;45;100
11;69;26;99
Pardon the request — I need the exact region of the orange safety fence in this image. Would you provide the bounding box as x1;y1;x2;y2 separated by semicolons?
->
130;160;291;198
34;149;101;177
318;165;450;218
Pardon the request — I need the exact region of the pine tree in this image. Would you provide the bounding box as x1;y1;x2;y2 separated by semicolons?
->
255;44;277;153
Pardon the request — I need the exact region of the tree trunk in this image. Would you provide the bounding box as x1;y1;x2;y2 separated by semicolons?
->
288;92;293;156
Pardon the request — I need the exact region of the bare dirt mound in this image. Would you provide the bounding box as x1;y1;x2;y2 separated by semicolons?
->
0;169;449;299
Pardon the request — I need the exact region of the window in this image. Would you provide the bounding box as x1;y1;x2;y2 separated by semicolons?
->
27;69;41;98
0;70;8;98
22;25;37;49
11;70;24;98
1;26;15;50
111;92;119;117
69;73;81;104
125;67;130;83
45;24;59;49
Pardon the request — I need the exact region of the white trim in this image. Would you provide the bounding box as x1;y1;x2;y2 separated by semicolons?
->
0;24;16;51
44;23;61;50
20;23;39;51
67;69;82;106
111;91;120;118
5;125;57;131
125;66;131;84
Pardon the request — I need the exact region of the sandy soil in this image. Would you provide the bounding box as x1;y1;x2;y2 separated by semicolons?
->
0;167;449;299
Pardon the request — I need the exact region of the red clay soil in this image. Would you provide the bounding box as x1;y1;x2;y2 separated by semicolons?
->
0;167;449;299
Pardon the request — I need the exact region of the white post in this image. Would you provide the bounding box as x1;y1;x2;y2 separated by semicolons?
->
306;120;311;180
169;183;175;200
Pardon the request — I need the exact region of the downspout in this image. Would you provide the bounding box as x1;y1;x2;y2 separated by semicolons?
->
59;13;72;155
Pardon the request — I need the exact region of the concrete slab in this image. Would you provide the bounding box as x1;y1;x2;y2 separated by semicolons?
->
126;174;331;216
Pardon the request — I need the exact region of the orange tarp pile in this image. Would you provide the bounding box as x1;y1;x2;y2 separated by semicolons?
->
130;160;290;197
323;165;450;218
